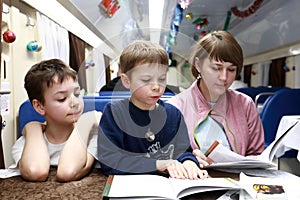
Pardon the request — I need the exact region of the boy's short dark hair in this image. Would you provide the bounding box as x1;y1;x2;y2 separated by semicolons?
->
24;59;77;104
119;40;168;76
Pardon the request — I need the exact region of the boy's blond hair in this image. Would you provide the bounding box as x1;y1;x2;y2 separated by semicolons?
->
119;40;169;76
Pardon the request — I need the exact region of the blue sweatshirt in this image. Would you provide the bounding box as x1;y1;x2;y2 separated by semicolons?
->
98;98;198;176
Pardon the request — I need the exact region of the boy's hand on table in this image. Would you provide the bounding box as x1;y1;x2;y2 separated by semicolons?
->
182;160;208;180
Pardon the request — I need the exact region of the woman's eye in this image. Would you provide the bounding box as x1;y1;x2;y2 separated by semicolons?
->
211;66;218;71
142;79;150;83
228;68;237;72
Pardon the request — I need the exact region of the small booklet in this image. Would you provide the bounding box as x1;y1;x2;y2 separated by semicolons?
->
102;174;240;200
239;172;289;200
203;121;299;170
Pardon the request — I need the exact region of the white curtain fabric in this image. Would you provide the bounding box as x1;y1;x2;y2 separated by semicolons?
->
294;54;300;88
36;12;69;64
92;47;106;93
258;61;271;86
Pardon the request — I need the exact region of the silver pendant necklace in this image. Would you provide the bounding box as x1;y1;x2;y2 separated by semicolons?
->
145;128;155;142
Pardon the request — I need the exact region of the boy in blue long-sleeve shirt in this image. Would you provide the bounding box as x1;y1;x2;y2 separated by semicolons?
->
98;40;208;180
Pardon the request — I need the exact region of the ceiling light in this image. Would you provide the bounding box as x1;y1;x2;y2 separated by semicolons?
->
289;48;300;55
149;0;165;44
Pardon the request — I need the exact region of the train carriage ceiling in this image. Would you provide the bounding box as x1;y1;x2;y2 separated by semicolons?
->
57;0;300;61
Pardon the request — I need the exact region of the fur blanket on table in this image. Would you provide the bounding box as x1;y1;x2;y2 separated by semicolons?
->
0;167;107;199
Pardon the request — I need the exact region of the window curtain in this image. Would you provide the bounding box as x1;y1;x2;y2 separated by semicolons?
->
69;32;87;92
243;64;252;87
103;54;111;84
36;12;69;64
258;61;271;86
269;57;286;87
93;48;106;92
294;54;300;88
0;0;2;71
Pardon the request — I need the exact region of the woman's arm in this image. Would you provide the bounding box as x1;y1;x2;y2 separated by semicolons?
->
246;100;265;155
19;122;50;182
56;110;101;182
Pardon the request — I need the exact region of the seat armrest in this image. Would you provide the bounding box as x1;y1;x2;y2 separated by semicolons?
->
255;92;274;106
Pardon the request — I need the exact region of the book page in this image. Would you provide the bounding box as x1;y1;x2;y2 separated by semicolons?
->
204;143;276;169
239;172;300;200
108;175;176;199
259;121;299;161
107;174;240;199
169;177;240;199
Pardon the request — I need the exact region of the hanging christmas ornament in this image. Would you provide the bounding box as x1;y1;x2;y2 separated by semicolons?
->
27;40;39;52
178;0;193;9
231;0;264;19
201;31;207;36
173;4;183;26
193;17;208;30
185;12;193;20
223;11;232;31
201;18;209;27
99;0;120;18
192;17;203;25
3;29;16;43
36;44;43;52
283;65;290;72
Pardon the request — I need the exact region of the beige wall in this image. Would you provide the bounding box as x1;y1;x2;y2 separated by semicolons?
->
1;2;41;167
249;56;296;88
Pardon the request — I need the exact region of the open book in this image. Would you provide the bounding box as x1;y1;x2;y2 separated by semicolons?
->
102;174;240;200
203;121;299;169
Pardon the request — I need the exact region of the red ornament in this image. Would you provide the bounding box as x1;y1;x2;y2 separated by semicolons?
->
100;0;120;17
3;29;16;43
231;0;264;19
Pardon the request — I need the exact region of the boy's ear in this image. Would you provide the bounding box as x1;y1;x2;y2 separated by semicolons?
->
32;99;46;116
120;73;130;89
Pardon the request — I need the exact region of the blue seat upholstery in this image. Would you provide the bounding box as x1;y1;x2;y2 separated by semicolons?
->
260;88;300;157
98;91;131;96
98;91;175;97
18;100;46;137
18;93;174;137
18;98;122;137
236;86;288;103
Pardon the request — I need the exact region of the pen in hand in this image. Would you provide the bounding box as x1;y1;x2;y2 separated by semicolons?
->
204;140;220;157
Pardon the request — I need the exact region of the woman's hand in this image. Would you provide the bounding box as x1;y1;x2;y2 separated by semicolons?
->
192;149;212;167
